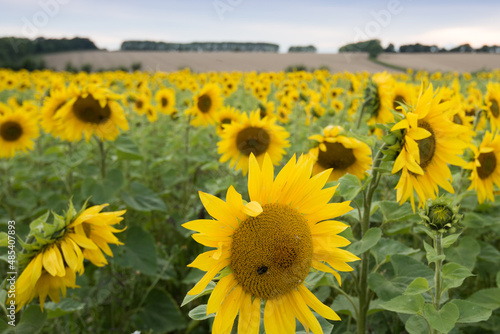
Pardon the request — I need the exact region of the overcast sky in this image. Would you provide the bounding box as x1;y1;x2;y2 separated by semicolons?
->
1;0;499;52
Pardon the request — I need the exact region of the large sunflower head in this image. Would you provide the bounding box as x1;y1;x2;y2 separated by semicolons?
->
217;110;290;175
485;82;500;131
308;125;372;182
391;81;416;112
468;131;500;203
391;84;468;211
55;84;129;142
0;107;40;158
188;83;222;127
183;153;359;333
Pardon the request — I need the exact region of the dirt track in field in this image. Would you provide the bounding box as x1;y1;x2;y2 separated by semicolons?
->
42;51;500;73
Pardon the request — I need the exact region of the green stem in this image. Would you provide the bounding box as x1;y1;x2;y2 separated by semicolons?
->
355;97;372;130
182;115;192;215
357;144;386;334
472;109;483;132
433;233;444;310
97;138;107;180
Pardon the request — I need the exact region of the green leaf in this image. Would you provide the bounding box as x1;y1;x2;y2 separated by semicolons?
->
115;226;157;276
121;182;167;212
334;174;362;200
297;312;334;334
135;288;186;332
444;236;480;271
0;232;8;247
467;288;500;310
112;135;143;160
405;315;430;334
441;262;473;292
368;273;403;301
371;238;419;264
330;295;359;320
181;281;216;307
391;254;435;285
15;304;47;334
347;227;382;255
380;294;425;315
497;271;500;288
450;299;492;324
442;233;461;248
377;200;419;223
423;241;445;264
423;303;459;334
404;278;430;295
44;299;85;319
188;304;215;321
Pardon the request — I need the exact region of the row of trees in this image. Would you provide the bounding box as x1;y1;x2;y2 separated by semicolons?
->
121;41;280;52
340;39;500;58
0;37;98;70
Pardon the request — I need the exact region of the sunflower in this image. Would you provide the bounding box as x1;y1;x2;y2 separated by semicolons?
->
215;106;242;135
155;87;176;115
485;82;500;131
10;202;125;311
257;100;275;119
0;107;40;158
308;125;372;182
331;99;344;114
188;83;222;127
366;72;395;126
217;111;289;175
391;85;468;211
55;84;129;142
131;92;150;115
183;153;359;334
40;86;72;138
468;131;500;203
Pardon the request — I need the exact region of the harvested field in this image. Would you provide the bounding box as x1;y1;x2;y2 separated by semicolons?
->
42;51;500;73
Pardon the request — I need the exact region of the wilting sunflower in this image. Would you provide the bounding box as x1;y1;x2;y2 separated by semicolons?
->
155;87;176;115
468;131;500;203
55;85;129;142
183;153;359;334
215;106;242;135
217;110;289;175
10;202;125;311
391;85;468;211
0;107;40;158
308;125;372;182
485;82;500;131
188;83;222;127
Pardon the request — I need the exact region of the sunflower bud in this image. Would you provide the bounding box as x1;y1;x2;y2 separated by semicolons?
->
420;199;462;234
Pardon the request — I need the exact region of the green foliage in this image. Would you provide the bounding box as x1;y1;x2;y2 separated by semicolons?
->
339;39;384;58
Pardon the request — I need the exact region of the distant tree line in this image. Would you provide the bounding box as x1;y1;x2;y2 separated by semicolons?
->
288;45;317;53
339;39;500;58
121;41;279;52
0;37;98;70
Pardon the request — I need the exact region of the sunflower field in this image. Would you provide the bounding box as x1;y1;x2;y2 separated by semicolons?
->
0;67;500;334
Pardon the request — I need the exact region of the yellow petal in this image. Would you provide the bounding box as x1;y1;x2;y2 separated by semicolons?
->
243;201;263;217
298;284;341;321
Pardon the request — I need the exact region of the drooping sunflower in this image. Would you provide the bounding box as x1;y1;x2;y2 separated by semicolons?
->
155;87;176;115
215;106;242;135
10;202;125;311
188;83;222;127
468;131;500;203
391;85;468;211
308;125;372;182
0;107;40;158
217;110;289;175
485;82;500;131
55;84;129;142
183;153;359;334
